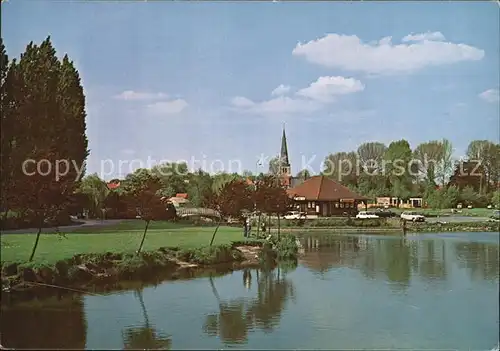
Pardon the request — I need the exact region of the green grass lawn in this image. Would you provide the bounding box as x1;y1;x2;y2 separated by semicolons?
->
0;221;243;264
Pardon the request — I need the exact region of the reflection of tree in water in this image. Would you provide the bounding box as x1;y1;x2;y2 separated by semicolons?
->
203;263;296;345
414;240;447;281
300;235;452;289
384;238;411;289
0;294;87;349
299;236;361;275
455;242;499;281
122;289;172;350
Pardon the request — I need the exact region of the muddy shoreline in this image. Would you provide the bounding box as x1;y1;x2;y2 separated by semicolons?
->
1;241;284;304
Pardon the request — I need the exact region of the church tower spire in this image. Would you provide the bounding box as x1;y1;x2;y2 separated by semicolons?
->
279;124;291;178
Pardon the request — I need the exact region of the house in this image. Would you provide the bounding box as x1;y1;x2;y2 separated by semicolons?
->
286;175;367;217
168;193;190;207
448;160;485;192
106;181;121;190
375;196;423;208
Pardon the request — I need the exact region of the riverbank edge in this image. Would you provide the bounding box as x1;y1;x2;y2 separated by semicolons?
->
1;238;299;302
282;222;500;233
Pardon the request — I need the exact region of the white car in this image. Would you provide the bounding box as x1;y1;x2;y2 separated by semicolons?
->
401;211;425;222
356;211;379;219
284;211;306;220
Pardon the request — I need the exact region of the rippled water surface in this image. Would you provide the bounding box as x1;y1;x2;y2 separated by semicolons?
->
1;232;499;350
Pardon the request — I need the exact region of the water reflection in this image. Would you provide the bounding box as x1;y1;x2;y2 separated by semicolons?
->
299;234;499;289
203;263;297;345
0;294;87;349
1;234;498;350
121;289;172;350
455;242;500;281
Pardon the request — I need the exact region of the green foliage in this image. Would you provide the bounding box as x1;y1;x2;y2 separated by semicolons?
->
460;186;479;206
186;169;214;208
176;244;243;265
425;186;460;209
80;173;110;218
466;140;500;192
384;139;414;202
266;234;299;261
323;151;358;186
491;190;500;207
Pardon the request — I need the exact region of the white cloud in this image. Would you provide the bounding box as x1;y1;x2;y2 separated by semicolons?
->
114;90;169;101
402;31;446;42
271;84;291;96
121;149;136;155
478;89;500;103
230;76;364;116
292;33;484;75
296;76;364;103
146;99;188;115
231;96;255;107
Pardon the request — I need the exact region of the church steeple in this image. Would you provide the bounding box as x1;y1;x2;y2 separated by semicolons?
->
279;124;291;177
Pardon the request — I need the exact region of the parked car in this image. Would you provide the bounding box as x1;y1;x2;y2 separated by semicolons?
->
356;211;379;219
284;211;306;220
374;209;396;218
401;211;425;222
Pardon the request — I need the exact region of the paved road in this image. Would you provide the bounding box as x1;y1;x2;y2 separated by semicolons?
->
425;216;492;223
0;219;125;235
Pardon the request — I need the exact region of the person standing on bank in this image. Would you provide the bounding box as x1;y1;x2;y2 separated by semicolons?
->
243;217;248;237
402;219;408;235
246;217;252;237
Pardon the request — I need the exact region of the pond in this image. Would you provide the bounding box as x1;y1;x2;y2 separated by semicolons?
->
1;232;499;350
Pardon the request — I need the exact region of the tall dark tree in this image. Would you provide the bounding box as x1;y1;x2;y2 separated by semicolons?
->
1;36;89;229
57;54;89;181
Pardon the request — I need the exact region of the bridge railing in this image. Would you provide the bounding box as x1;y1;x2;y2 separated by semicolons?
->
176;207;221;218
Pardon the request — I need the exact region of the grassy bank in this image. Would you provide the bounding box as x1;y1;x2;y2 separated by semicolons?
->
0;220;299;300
1;221;245;264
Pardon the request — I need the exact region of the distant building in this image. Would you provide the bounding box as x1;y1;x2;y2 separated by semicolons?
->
106;181;121;190
287;175;367;217
375;196;423;209
448;160;485;192
168;193;190;207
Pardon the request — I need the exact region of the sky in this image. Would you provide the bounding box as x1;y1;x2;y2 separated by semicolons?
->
2;1;499;180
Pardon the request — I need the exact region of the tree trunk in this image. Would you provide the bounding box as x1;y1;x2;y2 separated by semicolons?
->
137;220;150;254
256;213;261;238
29;217;44;262
210;218;222;246
268;216;271;234
136;289;149;327
277;214;281;240
2;209;9;223
209;275;221;305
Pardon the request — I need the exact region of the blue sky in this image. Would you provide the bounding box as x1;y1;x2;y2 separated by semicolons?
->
3;1;499;180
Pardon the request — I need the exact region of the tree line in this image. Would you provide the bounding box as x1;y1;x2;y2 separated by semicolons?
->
269;138;500;209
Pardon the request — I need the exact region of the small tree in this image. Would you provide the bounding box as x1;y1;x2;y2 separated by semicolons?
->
269;185;293;239
208;179;254;246
125;172;170;254
15;149;75;261
253;175;278;236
